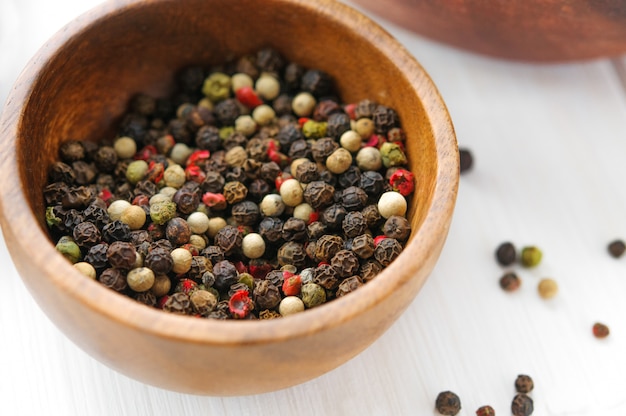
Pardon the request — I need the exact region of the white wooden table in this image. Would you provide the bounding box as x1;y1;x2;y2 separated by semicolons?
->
2;1;626;414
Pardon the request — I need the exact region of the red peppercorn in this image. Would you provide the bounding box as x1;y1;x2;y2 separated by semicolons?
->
374;235;388;246
146;160;164;183
175;278;198;295
186;149;210;166
298;117;310;127
344;103;357;120
308;211;319;224
249;260;273;280
228;290;254;318
98;188;113;205
389;168;415;196
134;144;158;161
274;172;293;191
593;322;610;338
132;194;150;207
233;260;248;275
157;295;170;309
201;192;227;209
235;86;263;109
185;164;206;183
476;405;495;416
282;273;302;296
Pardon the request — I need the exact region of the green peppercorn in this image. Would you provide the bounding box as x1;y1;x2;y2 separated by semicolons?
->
150;200;177;225
302;120;327;139
125;160;149;184
56;236;82;264
520;246;542;267
202;72;231;102
301;282;326;308
380;142;407;168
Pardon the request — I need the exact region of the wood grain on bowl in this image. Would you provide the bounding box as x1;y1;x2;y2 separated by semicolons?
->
0;0;458;395
352;0;626;62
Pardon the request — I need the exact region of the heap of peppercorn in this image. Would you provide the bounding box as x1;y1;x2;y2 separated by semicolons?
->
44;48;416;320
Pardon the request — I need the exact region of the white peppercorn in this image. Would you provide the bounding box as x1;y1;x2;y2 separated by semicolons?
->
189;234;207;251
242;232;266;259
206;217;228;238
279;296;305;316
292;92;316;117
159;186;178;199
293;203;315;222
326;148;353;174
187;211;210;234
252;104;276;126
149;193;171;206
340;130;362;153
255;72;281;100
356;147;383;171
377;191;407;218
120;205;147;230
355;118;375;138
280;178;304;207
163;164;186;188
114;136;137;159
260;194;285;217
225;146;248;167
235;115;257;136
231;72;254;92
169;143;193;165
107;199;132;221
74;262;96;279
171;247;193;274
151;274;171;297
127;267;155;292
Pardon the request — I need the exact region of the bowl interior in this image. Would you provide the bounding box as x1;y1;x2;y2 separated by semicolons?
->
2;0;458;395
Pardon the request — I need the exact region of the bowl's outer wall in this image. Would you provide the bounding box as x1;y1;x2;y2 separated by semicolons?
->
0;0;458;395
353;0;626;62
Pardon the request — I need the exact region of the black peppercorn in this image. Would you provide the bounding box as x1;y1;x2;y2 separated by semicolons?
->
354;99;378;119
307;221;327;240
84;243;110;272
300;69;333;97
294;160;320;184
48;162;76;184
383;215;411;241
515;374;534;394
107;241;137;270
335;275;363;297
223;181;249;205
163;292;193;315
134;291;157;307
321;204;347;231
258;217;285;244
257;47;285;73
326;112;351;139
166;217;191;246
288;139;311;159
276;123;304;149
360;259;382;282
459;148;473;173
496;241;517;266
72;221;101;248
435;391;462;416
214;98;241;126
362;204;383;229
102;220;131;243
177;66;205;93
213;260;239;292
231;200;260;226
303;181;335;210
608;239;626;258
172;187;200;214
311;137;339;163
314;234;344;262
372;105;399;134
331;249;360;278
202;171;226;194
360;171;385;198
277;241;307;269
511;393;534;416
93;146;118;173
253;279;282;310
340;186;368;211
144;247;174;275
201;245;225;265
342;211;367;239
337;166;361;189
44;183;69;205
314;263;340;290
374;238;402;266
282;217;308;242
189;256;212;280
99;268;127;292
61;186;93;209
59;140;86;163
214;225;242;256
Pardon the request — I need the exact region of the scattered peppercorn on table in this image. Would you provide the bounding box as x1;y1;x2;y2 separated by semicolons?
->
2;0;626;414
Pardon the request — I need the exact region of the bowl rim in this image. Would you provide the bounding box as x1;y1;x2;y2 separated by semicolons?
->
0;0;458;347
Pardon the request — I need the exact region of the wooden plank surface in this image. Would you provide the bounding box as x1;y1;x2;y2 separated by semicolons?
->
2;0;626;414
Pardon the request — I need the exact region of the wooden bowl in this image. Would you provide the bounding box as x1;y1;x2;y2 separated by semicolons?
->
0;0;458;395
352;0;626;62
